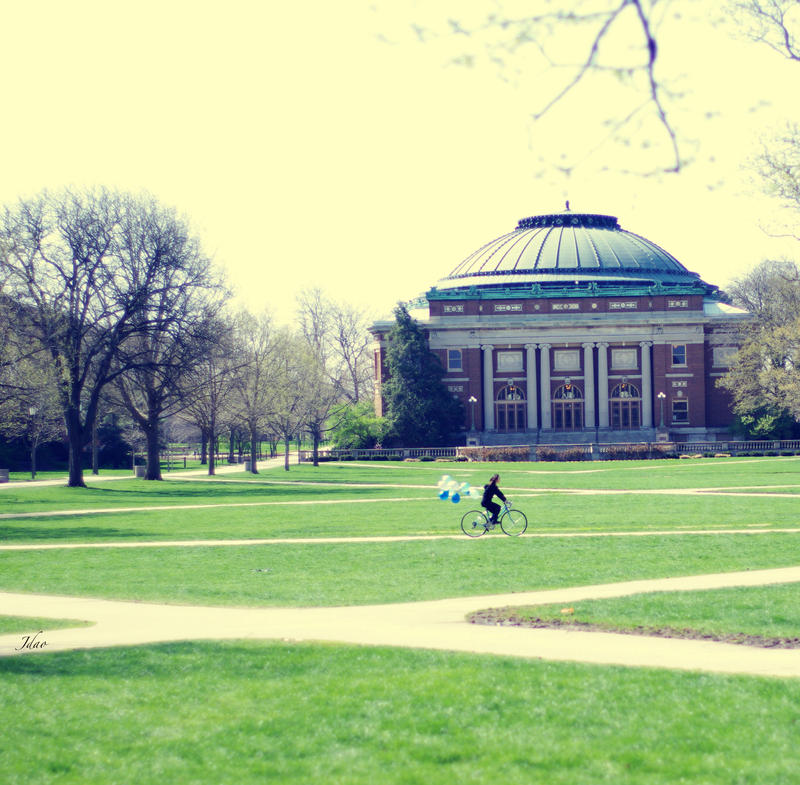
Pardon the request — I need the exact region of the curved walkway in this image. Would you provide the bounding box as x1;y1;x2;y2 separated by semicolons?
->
4;566;800;678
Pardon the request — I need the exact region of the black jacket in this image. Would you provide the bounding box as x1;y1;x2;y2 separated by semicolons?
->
482;482;506;507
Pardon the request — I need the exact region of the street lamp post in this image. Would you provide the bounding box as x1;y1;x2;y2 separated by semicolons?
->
468;395;477;431
657;392;666;430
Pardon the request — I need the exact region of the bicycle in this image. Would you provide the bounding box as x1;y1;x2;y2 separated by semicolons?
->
460;502;527;537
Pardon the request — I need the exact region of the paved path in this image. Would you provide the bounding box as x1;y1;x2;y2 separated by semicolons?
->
4;566;800;678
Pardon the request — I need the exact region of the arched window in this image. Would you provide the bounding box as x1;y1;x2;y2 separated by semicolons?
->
609;381;641;429
553;382;582;400
495;384;526;432
552;382;583;431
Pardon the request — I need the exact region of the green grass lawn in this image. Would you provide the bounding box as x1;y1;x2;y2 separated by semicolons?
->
2;458;800;544
3;641;800;785
1;534;800;607
0;615;92;635
4;457;800;784
472;583;800;645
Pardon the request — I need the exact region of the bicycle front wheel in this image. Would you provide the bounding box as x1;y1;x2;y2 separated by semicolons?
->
461;509;488;537
500;509;527;536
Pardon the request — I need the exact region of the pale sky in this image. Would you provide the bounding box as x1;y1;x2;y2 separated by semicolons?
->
2;0;799;325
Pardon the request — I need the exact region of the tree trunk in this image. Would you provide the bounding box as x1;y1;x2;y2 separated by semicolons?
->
63;401;87;487
92;419;99;475
144;420;163;481
67;417;86;487
283;438;290;471
208;420;216;476
228;428;235;464
312;428;320;467
200;431;208;465
249;424;259;474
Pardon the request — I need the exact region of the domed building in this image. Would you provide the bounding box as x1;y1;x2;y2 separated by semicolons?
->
371;208;750;444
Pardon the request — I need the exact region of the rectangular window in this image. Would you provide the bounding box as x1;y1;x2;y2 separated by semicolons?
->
447;349;463;372
672;344;687;366
497;351;523;372
611;348;638;370
672;400;689;424
553;349;580;371
713;346;737;367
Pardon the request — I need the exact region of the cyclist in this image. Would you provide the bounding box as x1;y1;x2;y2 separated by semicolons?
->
481;473;506;525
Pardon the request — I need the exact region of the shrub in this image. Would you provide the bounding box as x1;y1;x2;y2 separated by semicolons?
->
535;446;558;462
560;447;588;462
457;446;530;462
650;444;677;459
601;444;649;461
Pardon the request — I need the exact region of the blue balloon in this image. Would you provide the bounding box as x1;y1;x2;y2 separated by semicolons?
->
451;493;460;504
439;490;449;500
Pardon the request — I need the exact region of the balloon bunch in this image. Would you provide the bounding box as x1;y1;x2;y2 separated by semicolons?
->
437;475;482;504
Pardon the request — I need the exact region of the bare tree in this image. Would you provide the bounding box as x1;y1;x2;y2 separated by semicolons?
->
112;303;223;480
266;331;314;472
386;0;800;175
179;320;241;476
0;354;63;478
296;287;374;403
731;0;800;60
0;188;221;487
230;309;281;474
329;300;375;404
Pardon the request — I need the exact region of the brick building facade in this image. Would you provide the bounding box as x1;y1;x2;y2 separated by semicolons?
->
371;210;750;444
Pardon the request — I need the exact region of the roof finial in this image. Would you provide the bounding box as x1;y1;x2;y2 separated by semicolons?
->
565;200;570;211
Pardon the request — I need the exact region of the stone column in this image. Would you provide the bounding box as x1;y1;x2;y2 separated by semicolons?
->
597;343;609;428
482;345;494;431
640;341;653;428
539;344;552;430
583;342;595;429
525;344;538;430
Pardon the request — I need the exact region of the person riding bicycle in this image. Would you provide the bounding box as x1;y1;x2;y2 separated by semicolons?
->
481;473;506;525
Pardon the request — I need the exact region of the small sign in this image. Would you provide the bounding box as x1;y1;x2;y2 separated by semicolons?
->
609;301;638;310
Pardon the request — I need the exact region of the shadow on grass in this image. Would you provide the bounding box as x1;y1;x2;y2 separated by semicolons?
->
0;524;156;541
0;641;204;676
0;641;283;679
6;484;420;510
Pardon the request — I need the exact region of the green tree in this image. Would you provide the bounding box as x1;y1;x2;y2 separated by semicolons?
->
718;260;800;429
382;305;463;447
330;401;386;449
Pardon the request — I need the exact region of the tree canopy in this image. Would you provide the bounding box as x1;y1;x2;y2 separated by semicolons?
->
382;305;463;446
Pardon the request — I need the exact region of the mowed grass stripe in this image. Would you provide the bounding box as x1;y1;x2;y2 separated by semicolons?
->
0;496;425;520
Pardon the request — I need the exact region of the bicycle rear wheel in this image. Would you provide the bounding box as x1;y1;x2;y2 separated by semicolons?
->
500;509;527;536
461;509;489;537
